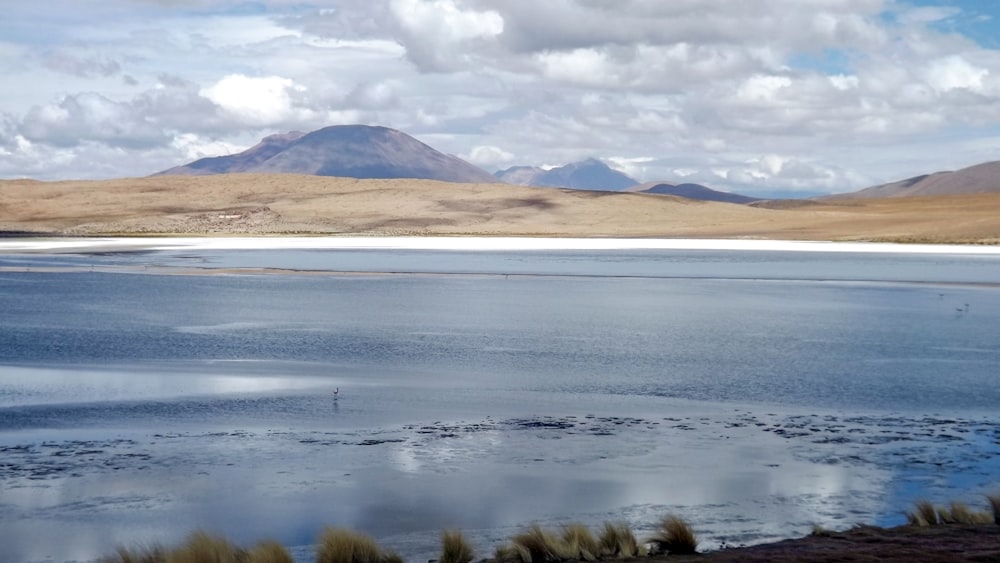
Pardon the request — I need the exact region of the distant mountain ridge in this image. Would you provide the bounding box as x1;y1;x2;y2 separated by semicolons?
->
626;181;760;204
495;158;639;190
836;160;1000;198
155;125;498;184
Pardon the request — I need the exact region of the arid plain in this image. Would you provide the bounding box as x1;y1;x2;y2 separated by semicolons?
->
3;173;1000;243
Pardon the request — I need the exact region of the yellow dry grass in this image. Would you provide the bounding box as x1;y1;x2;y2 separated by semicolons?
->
3;174;1000;242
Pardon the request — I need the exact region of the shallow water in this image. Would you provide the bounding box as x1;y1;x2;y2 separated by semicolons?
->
1;246;999;562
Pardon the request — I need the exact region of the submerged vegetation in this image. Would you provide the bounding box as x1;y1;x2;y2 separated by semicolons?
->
101;495;1000;563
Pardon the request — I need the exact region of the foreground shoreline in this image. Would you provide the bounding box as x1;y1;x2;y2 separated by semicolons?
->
4;235;1000;255
669;523;1000;562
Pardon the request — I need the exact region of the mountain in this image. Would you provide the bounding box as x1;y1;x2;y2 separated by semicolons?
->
495;158;638;190
155;125;498;184
836;160;1000;198
626;181;760;204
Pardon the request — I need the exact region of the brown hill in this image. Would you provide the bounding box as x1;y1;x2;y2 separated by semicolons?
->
836;160;1000;198
626;181;759;204
155;125;498;184
2;174;1000;243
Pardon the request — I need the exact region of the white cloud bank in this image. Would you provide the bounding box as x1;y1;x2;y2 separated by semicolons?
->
2;0;1000;196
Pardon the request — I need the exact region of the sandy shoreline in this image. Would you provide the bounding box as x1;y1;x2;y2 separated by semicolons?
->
4;236;1000;255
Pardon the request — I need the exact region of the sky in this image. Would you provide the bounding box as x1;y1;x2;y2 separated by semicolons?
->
3;0;1000;196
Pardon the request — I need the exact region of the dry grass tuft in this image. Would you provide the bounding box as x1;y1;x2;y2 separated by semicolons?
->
439;530;474;563
906;500;940;527
559;523;598;561
907;499;999;527
810;524;835;537
509;525;561;562
171;531;244;562
316;527;394;563
100;531;293;563
947;501;993;525
987;494;1000;525
246;540;295;563
597;522;641;559
647;514;698;555
498;524;602;563
100;544;167;563
493;544;520;563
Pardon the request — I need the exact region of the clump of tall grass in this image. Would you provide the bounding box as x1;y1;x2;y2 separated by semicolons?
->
809;524;834;537
100;544;167;563
494;523;608;563
597;522;641;559
906;499;940;526
246;540;295;563
559;523;598;561
508;525;565;562
988;494;1000;525
906;499;996;527
439;530;474;563
316;528;400;563
939;501;994;525
100;531;293;563
646;514;698;555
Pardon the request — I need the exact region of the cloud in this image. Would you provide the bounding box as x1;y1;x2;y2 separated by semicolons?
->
390;0;504;72
463;145;515;169
200;74;311;126
41;52;122;78
5;0;1000;196
18;93;166;149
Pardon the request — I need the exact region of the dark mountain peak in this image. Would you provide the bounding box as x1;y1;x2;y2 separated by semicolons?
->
154;125;497;184
499;158;637;191
541;159;638;191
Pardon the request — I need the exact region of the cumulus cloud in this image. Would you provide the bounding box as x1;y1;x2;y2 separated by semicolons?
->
200;74;311;126
463;145;515;168
5;0;1000;195
42;52;122;78
18;93;166;149
390;0;504;71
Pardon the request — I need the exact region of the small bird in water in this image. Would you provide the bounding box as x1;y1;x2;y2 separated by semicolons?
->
333;387;339;400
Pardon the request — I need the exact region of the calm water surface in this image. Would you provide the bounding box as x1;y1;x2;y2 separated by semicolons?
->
1;247;999;562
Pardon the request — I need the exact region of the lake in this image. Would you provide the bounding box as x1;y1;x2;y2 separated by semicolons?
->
1;238;999;562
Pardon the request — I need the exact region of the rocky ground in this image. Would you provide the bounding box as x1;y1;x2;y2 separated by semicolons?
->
669;524;1000;562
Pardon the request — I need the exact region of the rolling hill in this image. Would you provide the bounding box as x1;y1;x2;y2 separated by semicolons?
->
836;160;1000;198
155;125;498;184
626;181;760;204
